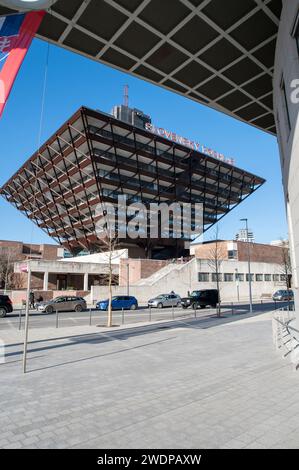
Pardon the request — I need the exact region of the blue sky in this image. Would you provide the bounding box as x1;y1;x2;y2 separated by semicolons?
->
0;38;287;246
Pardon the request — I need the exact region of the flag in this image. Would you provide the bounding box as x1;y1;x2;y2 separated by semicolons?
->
0;13;25;53
0;11;45;118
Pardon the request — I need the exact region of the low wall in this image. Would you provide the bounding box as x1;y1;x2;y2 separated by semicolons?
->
89;285;272;305
90;285;172;305
9;282;279;309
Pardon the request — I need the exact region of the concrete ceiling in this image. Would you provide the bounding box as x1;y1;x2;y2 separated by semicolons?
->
0;0;282;135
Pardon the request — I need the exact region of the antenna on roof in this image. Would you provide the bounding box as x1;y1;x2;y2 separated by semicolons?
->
124;84;129;108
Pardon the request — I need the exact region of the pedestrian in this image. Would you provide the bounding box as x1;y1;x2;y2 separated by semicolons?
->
29;291;35;309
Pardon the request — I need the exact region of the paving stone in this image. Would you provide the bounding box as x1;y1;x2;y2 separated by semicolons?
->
1;311;299;449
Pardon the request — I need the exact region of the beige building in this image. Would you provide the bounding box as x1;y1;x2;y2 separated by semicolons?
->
90;240;289;304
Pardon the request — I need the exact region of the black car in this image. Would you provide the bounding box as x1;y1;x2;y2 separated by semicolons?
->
272;290;294;301
0;295;13;318
181;289;219;309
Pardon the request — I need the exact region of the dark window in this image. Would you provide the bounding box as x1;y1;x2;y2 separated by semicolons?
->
256;274;263;282
264;274;271;282
228;250;237;259
198;272;209;282
224;273;234;282
246;274;254;282
212;273;222;282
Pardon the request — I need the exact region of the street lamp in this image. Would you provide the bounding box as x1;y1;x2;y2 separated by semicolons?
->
240;218;253;313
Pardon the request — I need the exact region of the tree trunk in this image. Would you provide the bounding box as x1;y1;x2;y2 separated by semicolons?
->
107;249;113;327
216;274;221;317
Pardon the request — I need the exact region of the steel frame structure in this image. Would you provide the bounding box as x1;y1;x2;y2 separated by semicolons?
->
0;0;281;135
0;107;265;258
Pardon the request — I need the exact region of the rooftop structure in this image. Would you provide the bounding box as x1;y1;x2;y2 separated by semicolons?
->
235;228;255;243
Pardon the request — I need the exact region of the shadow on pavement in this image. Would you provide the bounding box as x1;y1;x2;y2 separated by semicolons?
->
1;306;275;373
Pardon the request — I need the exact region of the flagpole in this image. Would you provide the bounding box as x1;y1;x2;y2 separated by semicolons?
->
22;263;31;374
0;10;45;118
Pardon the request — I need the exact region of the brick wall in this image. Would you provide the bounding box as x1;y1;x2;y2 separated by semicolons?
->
194;240;285;264
41;244;61;260
237;242;285;263
194;241;229;260
0;240;61;262
0;240;23;259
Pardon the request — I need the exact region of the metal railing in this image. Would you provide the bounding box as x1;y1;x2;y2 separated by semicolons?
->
272;306;299;371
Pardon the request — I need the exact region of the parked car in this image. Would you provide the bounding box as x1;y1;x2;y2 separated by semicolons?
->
181;289;219;309
96;296;138;311
37;296;87;314
0;295;13;318
148;294;182;309
272;289;294;301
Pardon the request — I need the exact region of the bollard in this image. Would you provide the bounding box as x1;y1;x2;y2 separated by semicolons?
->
89;308;92;326
194;306;197;319
172;304;174;320
149;306;152;322
18;309;22;331
122;308;124;325
231;302;234;315
56;309;59;328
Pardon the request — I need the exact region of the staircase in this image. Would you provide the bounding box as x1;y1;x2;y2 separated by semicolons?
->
136;258;196;287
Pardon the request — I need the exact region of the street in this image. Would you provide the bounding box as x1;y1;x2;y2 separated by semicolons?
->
0;300;292;331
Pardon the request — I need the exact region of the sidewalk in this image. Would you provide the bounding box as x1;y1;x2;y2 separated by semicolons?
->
0;307;272;347
1;310;299;449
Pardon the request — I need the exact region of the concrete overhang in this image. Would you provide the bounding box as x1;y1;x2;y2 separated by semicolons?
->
14;259;119;275
0;0;282;135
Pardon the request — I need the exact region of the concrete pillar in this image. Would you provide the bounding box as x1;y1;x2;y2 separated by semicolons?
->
273;0;299;328
43;271;49;291
84;273;89;291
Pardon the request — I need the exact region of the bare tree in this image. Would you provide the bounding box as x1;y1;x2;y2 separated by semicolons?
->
96;207;119;328
105;235;119;328
207;226;226;317
0;250;15;291
279;239;292;294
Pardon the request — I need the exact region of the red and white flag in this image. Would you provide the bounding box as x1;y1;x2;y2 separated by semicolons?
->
0;10;45;117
